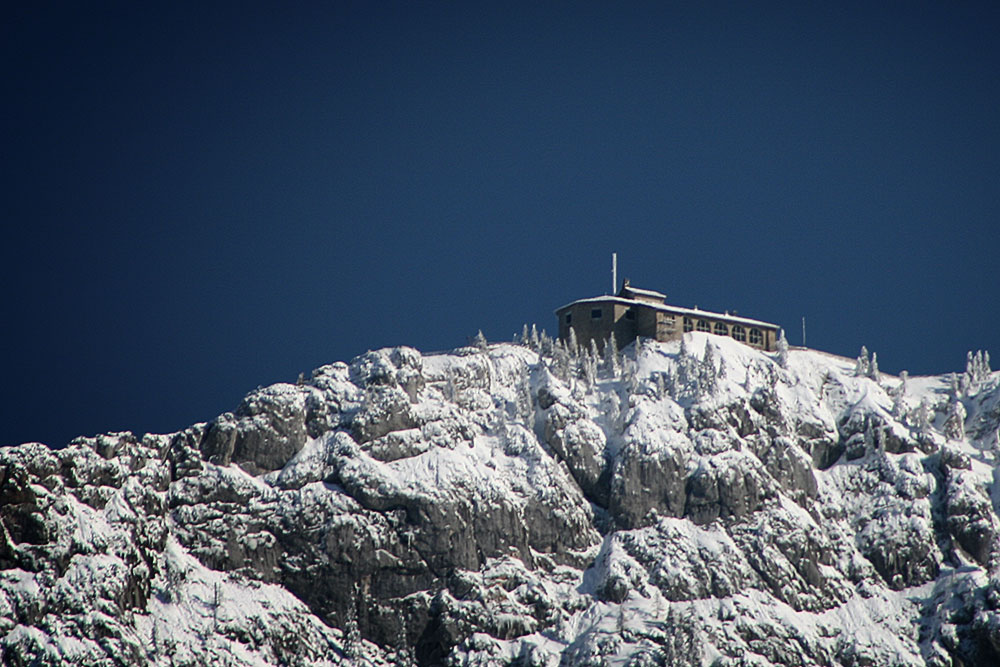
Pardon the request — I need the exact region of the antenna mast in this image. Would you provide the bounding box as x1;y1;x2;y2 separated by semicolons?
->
612;252;617;294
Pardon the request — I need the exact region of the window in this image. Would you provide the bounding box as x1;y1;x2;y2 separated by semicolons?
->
625;309;635;321
565;312;572;324
697;319;711;333
714;322;728;336
731;324;746;342
749;328;763;346
591;308;602;319
684;317;694;332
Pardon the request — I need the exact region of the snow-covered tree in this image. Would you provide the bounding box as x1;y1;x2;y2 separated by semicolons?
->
520;324;530;346
551;340;571;382
676;337;694;387
670;369;682;398
580;345;597;388
698;343;718;396
868;352;880;382
964;349;994;392
892;371;908;419
855;346;870;377
343;589;362;659
567;327;579;358
529;324;540;350
913;397;932;435
944;396;967;441
604;390;621;432
517;374;533;422
622;357;638;394
472;330;488;350
776;329;789;369
540;330;554;357
653;371;666;399
604;335;621;377
948;372;960;399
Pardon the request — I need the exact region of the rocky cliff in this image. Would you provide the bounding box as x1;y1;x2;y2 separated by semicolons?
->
2;334;1000;666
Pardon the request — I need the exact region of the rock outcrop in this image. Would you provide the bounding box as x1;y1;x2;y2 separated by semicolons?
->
2;336;1000;666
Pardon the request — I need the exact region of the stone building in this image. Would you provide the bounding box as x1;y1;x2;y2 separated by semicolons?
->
555;280;781;352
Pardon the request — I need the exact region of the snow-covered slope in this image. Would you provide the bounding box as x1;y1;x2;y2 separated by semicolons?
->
2;335;999;665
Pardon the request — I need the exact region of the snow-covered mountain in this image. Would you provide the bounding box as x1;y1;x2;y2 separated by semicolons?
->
2;334;1000;666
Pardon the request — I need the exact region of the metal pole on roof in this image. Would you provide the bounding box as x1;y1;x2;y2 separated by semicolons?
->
612;252;617;294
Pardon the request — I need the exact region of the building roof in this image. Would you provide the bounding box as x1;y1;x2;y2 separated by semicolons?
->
619;285;666;301
555;294;779;329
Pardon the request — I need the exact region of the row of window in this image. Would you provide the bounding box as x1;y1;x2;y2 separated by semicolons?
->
683;317;764;345
564;309;607;324
584;307;637;320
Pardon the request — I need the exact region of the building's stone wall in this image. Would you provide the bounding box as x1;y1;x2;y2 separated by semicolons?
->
558;302;637;351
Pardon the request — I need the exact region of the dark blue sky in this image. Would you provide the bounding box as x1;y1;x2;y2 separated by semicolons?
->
3;2;999;447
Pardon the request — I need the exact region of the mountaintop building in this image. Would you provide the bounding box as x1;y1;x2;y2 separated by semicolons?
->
556;280;781;352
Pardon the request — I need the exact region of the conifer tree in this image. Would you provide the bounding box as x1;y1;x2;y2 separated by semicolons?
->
521;324;530;346
540;330;554;357
976;350;988;381
699;344;717;395
965;349;994;391
622;358;638;394
676;336;692;387
868;352;880;382
892;371;908;420
776;329;789;369
944;396;967;441
567;327;579;358
552;340;570;382
663;369;678;399
855;346;870;377
913;397;932;434
605;335;621;377
605;391;621;431
581;345;597;388
518;375;533;423
343;589;362;659
949;372;960;399
473;329;488;350
529;324;540;350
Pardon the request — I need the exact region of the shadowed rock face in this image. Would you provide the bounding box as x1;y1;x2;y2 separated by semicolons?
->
3;338;1000;666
